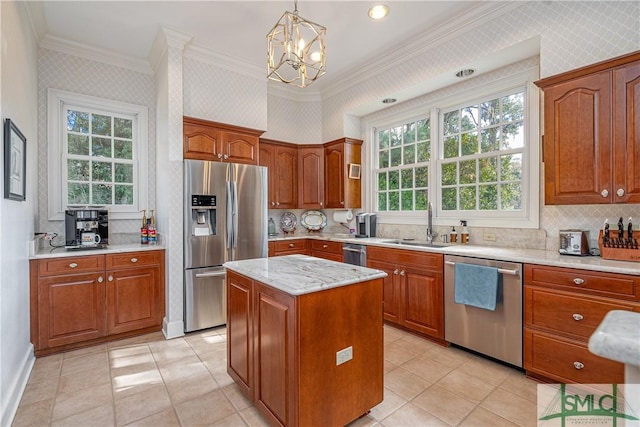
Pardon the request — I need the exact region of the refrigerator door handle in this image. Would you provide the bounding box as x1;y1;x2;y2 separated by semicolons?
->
195;271;227;278
231;180;238;250
226;180;234;249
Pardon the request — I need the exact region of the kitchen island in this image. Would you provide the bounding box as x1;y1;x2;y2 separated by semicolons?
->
223;255;387;427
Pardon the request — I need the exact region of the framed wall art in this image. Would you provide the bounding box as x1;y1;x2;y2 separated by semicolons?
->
348;163;361;179
4;118;26;201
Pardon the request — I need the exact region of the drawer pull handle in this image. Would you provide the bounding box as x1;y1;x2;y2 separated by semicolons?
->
289;243;294;248
573;278;584;285
69;263;78;268
97;276;103;283
393;269;399;275
573;313;584;321
573;361;584;370
131;258;138;263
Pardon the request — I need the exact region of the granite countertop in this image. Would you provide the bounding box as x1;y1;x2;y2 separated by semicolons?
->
269;233;640;276
224;254;387;296
30;243;165;259
588;310;640;366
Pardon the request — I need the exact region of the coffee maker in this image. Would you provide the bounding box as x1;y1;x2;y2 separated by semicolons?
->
355;213;376;238
65;209;109;249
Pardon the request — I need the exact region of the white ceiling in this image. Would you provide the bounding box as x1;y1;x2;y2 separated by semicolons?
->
35;1;516;94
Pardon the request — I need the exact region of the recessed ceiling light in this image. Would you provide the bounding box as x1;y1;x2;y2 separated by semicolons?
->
382;98;396;104
455;68;475;78
369;4;389;20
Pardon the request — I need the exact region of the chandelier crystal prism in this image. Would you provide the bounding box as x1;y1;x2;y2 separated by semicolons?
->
267;0;326;88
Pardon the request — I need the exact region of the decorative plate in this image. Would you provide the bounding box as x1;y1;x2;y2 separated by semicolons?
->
301;210;327;231
280;212;297;233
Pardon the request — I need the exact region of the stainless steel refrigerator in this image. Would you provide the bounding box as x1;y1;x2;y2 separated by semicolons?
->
184;160;268;332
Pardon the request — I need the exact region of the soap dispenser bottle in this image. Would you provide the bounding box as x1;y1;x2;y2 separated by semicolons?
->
460;220;469;245
450;226;458;243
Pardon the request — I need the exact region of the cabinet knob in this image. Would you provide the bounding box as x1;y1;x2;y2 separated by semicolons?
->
69;262;78;268
289;243;294;248
323;244;328;248
108;275;113;282
573;361;584;370
271;201;276;206
320;202;323;207
572;313;584;321
97;276;103;283
400;270;405;276
617;188;625;197
276;202;280;206
217;153;223;159
131;258;138;263
223;154;229;160
340;201;345;205
601;189;609;197
573;278;585;285
393;269;399;275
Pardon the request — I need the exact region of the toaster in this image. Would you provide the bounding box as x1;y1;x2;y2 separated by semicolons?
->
559;230;590;256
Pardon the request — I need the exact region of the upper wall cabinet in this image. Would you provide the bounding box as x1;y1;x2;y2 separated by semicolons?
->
535;51;640;205
183;116;264;165
298;145;325;209
324;138;362;209
259;140;298;209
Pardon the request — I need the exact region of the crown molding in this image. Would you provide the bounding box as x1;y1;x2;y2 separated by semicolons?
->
40;34;153;75
321;1;525;100
183;43;264;82
148;27;193;74
267;81;322;103
22;1;47;43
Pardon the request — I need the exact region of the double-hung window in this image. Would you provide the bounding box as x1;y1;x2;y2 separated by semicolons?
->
48;89;148;220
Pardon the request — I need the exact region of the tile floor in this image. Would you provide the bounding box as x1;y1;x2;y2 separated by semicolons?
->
12;325;539;426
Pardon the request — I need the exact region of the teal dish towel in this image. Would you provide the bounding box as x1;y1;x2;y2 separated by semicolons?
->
454;263;500;311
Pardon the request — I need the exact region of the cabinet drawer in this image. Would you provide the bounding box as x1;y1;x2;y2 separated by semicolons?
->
525;264;638;300
38;256;104;276
310;240;342;253
106;251;162;269
525;287;638;339
273;239;308;254
367;246;443;270
524;329;624;384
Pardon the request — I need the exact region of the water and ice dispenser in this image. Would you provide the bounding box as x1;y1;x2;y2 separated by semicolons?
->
190;195;216;236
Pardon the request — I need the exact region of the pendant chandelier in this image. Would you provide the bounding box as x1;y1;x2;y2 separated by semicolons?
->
267;0;326;88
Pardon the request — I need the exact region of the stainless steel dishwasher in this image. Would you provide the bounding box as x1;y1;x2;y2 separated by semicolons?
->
342;243;367;266
444;254;523;367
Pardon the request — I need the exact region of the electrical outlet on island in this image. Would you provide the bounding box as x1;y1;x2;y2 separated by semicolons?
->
483;232;497;242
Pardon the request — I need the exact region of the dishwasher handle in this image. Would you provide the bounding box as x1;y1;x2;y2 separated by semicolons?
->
343;247;366;253
445;260;519;276
195;271;227;278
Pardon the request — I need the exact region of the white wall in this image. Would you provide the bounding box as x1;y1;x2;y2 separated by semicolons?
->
0;1;39;424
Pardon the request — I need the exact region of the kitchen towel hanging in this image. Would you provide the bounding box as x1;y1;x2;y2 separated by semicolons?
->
454;263;501;311
333;209;353;223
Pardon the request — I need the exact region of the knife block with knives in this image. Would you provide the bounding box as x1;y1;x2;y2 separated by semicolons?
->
598;230;640;262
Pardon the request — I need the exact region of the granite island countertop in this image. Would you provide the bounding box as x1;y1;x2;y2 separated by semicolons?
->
223;254;387;296
589;310;640;367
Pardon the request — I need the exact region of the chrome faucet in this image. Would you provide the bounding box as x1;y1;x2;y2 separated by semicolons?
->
427;202;434;244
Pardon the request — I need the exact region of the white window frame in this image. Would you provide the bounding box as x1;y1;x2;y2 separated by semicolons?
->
48;89;148;221
366;68;540;228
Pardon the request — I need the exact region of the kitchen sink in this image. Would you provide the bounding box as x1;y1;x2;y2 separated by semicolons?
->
381;239;448;248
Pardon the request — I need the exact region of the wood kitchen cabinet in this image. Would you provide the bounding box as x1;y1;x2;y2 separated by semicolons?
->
310;239;343;262
183;116;263;164
298;145;325;209
259;140;298;209
30;250;165;356
324;138;362;209
367;246;444;340
535;51;640;204
269;239;309;257
524;264;640;384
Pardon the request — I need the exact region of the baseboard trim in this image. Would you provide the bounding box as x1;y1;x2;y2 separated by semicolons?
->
163;317;185;339
1;343;35;427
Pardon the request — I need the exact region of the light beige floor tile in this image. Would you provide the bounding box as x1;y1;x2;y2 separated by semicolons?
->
111;363;164;399
205;362;236;388
12;398;54;427
400;354;454;383
51;382;113;421
152;345;198;366
383;325;406;344
109;344;151;360
380;402;448;427
110;351;156;370
481;387;538;426
457;356;514;386
174;389;236;426
108;332;164;349
221;382;253;411
384;367;432;400
114;382;172;426
58;363;111;395
19;376;59;406
383;359;399;374
239;406;270;426
60;351;109;376
460;406;519;427
426;345;471;368
28;357;62;383
436;369;496;403
50;403;114;427
148;336;189;353
122;408;181;427
164;369;219;404
499;370;539;402
157;353;208;382
345;413;380;427
413;384;476;425
393;333;440;355
368;388;407;422
384;341;419;366
62;343;107;360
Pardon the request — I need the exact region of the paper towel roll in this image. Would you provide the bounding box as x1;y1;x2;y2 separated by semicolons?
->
333;210;353;223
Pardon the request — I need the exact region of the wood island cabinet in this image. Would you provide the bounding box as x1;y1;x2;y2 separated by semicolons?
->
524;264;640;384
324;138;362;209
183;116;263;164
30;250;165;356
367;246;444;340
297;145;325;209
259;140;298;209
535;51;640;204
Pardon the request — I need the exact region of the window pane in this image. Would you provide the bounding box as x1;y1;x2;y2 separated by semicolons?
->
378;172;387;191
92;161;112;182
479;184;498;210
403;123;416;143
68;159;89;181
115;163;133;183
443;136;459;158
479;157;498;183
390;147;402;167
461;131;478;156
481;127;500;152
461;106;477;132
114;118;132;139
388;171;399;190
68;134;90;155
415;189;428;210
441;162;457;186
379;150;389;168
68;183;89;205
92;114;111;136
460;186;476;210
501;154;522;181
443;111;459;135
67;110;89;133
390;127;402;147
502;122;524;149
92;137;112;157
416;141;430;162
503;92;524;122
378;192;387;211
401;169;413;188
501;183;522;210
481;99;499;126
115;184;133;205
403;144;416;164
389;191;399;210
442;188;457;210
401;190;413;210
417;119;430;141
459;160;476;185
114;139;133;160
415;166;428;188
92;183;112;204
379;130;389;149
